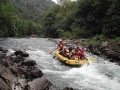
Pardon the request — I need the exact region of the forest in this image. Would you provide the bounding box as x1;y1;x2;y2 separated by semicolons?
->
42;0;120;39
0;0;54;37
0;0;120;40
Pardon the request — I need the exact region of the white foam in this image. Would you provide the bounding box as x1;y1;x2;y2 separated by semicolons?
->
6;48;15;56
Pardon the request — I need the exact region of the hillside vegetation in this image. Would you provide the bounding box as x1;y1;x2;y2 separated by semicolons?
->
0;0;120;41
41;0;120;39
13;0;55;21
0;0;55;37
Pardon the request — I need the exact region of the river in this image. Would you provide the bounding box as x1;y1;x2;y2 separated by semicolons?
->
0;38;120;90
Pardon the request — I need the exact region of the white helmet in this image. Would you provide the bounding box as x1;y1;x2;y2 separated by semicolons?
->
60;39;62;41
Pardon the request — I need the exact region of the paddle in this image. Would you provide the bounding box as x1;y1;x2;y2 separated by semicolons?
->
52;55;56;59
84;56;95;62
49;51;53;54
49;48;57;54
89;57;95;62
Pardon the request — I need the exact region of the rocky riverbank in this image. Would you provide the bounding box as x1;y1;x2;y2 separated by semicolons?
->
87;40;120;65
0;47;74;90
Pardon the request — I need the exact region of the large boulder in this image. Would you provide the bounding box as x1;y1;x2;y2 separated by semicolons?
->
24;67;44;81
21;60;36;66
14;50;29;57
28;76;52;90
30;68;44;78
17;66;28;78
21;51;29;57
63;87;74;90
13;56;24;63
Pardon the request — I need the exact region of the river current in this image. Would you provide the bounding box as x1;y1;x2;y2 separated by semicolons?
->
0;38;120;90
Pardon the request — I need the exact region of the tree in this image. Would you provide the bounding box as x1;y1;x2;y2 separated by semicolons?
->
103;0;120;38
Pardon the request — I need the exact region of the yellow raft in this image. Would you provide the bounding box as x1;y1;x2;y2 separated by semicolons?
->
55;50;95;66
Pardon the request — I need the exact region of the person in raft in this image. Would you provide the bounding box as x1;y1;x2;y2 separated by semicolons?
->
77;48;85;60
57;39;65;52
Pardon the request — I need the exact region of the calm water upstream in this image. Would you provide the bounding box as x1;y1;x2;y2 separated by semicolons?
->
0;38;120;90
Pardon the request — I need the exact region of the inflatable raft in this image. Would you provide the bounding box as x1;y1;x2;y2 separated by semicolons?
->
55;50;95;66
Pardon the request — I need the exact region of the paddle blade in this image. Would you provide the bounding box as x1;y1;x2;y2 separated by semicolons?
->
84;57;88;60
53;56;56;59
49;51;53;54
89;57;95;62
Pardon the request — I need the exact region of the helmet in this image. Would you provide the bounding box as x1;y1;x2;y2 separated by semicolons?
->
72;50;74;52
59;39;62;41
74;46;76;48
66;49;69;52
64;46;67;49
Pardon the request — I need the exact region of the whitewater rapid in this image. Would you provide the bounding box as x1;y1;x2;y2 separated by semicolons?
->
0;38;120;90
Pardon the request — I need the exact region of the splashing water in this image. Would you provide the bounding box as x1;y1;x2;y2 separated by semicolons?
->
0;38;120;90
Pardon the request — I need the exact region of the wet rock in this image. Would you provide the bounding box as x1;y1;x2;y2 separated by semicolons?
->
21;60;36;66
17;66;28;78
0;49;55;90
9;67;18;77
1;59;14;67
30;68;44;78
21;51;29;57
23;80;30;90
63;87;74;90
24;67;44;81
0;74;10;84
28;76;53;90
0;79;11;90
87;40;120;65
13;56;24;63
14;50;22;56
14;50;29;57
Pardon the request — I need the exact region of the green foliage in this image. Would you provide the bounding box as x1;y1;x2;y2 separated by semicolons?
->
87;35;101;47
0;29;4;37
108;37;120;52
102;0;120;38
0;0;119;39
0;0;15;37
87;38;101;47
71;27;80;39
60;31;73;39
13;0;55;21
41;0;119;39
115;37;120;41
87;34;109;47
41;1;78;38
0;0;44;37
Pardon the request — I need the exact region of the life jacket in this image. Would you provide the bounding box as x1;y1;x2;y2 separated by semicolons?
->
57;41;65;51
57;41;64;49
77;49;84;56
74;47;79;52
68;51;74;59
80;48;84;55
63;49;69;56
77;49;85;60
58;41;64;46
